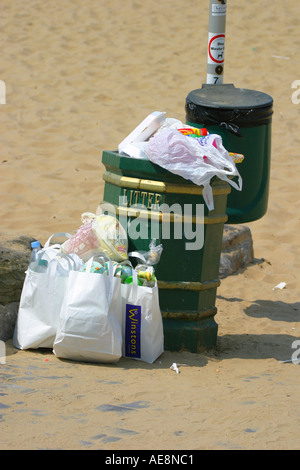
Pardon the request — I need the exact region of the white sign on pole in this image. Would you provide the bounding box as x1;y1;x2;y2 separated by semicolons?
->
206;0;227;85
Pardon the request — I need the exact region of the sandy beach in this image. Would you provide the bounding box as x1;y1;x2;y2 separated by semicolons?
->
1;0;300;450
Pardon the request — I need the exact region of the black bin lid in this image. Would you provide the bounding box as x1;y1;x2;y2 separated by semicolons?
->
186;84;273;133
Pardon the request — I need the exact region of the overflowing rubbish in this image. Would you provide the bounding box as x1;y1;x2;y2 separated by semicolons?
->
81;256;157;287
13;109;245;364
121;267;163;363
13;217;164;364
53;254;123;364
13;232;84;350
118;111;166;159
146;127;242;210
118;112;243;211
128;238;163;267
61;212;128;262
178;127;208;137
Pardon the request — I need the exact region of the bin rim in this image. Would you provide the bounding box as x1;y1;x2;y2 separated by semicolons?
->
186;84;273;111
185;84;273;133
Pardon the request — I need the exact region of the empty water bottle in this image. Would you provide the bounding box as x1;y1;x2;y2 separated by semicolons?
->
29;240;41;265
35;258;49;273
29;240;48;272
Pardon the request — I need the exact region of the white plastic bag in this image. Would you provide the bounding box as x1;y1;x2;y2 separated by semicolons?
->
145;128;242;211
13;233;82;350
128;239;163;267
53;255;123;363
121;269;164;364
118;116;187;160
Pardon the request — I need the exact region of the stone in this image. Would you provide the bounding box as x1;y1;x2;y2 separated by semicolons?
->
219;224;254;278
0;234;36;305
0;302;19;342
0;234;36;342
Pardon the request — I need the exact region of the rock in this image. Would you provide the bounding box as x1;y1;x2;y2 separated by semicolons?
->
0;302;19;342
0;235;36;305
219;224;254;278
0;234;36;342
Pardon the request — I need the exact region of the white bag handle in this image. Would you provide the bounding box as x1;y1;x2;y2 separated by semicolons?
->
46;253;77;294
116;258;133;273
44;232;73;249
84;256;100;273
84;253;118;304
57;253;78;271
84;253;111;274
128;252;147;265
131;268;140;295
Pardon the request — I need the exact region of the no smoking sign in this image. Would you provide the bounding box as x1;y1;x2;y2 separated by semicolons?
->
208;33;225;64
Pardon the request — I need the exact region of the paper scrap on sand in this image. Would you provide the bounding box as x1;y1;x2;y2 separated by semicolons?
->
170;363;187;374
273;282;287;291
271;55;290;60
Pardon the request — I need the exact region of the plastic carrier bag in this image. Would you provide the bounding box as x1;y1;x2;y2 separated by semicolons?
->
145;127;242;211
118;241;164;363
53;254;123;364
128;239;163;267
118;114;243;211
121;265;164;364
13;232;83;350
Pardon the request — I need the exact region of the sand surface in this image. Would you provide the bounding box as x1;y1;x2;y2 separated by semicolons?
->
1;0;300;450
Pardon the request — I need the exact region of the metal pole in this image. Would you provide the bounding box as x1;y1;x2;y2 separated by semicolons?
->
206;0;227;84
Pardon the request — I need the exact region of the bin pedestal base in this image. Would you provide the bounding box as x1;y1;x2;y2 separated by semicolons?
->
162;315;218;353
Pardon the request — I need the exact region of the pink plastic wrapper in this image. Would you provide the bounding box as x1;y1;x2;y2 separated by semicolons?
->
62;213;128;262
62;221;99;260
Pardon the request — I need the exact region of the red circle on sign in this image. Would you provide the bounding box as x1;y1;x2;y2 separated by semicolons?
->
208;34;225;63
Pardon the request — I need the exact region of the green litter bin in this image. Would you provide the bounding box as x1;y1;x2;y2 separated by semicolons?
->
100;150;231;353
186;84;273;223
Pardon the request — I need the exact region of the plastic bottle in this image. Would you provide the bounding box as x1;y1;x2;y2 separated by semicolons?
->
35;259;48;273
29;240;48;272
29;241;41;265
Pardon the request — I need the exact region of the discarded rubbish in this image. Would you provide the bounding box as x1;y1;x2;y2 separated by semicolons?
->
170;363;187;374
122;262;164;364
229;152;245;164
177;127;208;137
170;363;180;374
273;282;287;290
14;214;164;363
145;127;242;211
81;256;157;287
118;112;243;211
271;55;290;60
128;239;163;267
53;255;123;364
118;111;166;159
62;212;128;262
13;233;83;350
15;110;246;364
